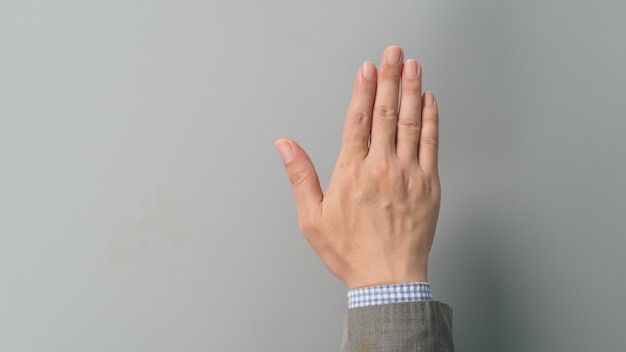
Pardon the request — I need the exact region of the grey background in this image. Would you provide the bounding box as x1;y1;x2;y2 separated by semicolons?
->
1;0;625;351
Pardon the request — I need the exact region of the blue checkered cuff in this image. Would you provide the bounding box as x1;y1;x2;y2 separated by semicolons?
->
347;282;432;309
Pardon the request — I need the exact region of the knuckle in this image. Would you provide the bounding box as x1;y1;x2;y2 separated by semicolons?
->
410;178;438;200
298;218;315;235
337;158;360;176
420;136;439;148
371;158;391;177
373;105;398;121
379;67;401;81
288;168;310;187
422;112;439;123
402;81;421;94
397;118;421;132
356;80;377;96
347;111;370;126
298;209;321;237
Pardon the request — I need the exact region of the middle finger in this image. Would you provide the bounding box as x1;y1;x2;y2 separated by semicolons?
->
368;45;404;156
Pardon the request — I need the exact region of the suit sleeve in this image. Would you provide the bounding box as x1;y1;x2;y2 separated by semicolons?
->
340;301;454;352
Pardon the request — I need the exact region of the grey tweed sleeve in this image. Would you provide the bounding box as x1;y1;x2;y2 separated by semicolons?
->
340;301;454;352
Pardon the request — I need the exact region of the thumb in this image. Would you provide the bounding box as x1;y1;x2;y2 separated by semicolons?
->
275;138;323;220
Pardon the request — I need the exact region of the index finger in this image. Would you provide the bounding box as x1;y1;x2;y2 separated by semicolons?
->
340;61;377;159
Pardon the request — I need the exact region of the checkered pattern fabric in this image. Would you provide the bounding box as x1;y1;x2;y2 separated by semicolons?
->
347;282;432;309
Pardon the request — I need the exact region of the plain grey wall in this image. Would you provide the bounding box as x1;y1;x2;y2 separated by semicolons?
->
1;0;625;351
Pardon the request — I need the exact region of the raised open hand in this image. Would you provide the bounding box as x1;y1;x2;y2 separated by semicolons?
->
276;46;440;289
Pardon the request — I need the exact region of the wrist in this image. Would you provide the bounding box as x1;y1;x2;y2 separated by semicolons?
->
343;264;428;290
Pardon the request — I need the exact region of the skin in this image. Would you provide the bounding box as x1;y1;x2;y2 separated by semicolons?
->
275;45;440;289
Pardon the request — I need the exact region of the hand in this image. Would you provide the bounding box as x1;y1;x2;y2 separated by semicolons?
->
275;46;440;289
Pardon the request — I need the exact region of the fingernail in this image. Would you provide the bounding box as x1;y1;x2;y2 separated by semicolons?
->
404;60;418;78
386;46;402;65
424;92;435;107
362;61;376;79
275;139;294;164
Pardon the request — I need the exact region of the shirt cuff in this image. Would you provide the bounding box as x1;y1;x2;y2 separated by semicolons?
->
347;282;432;309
